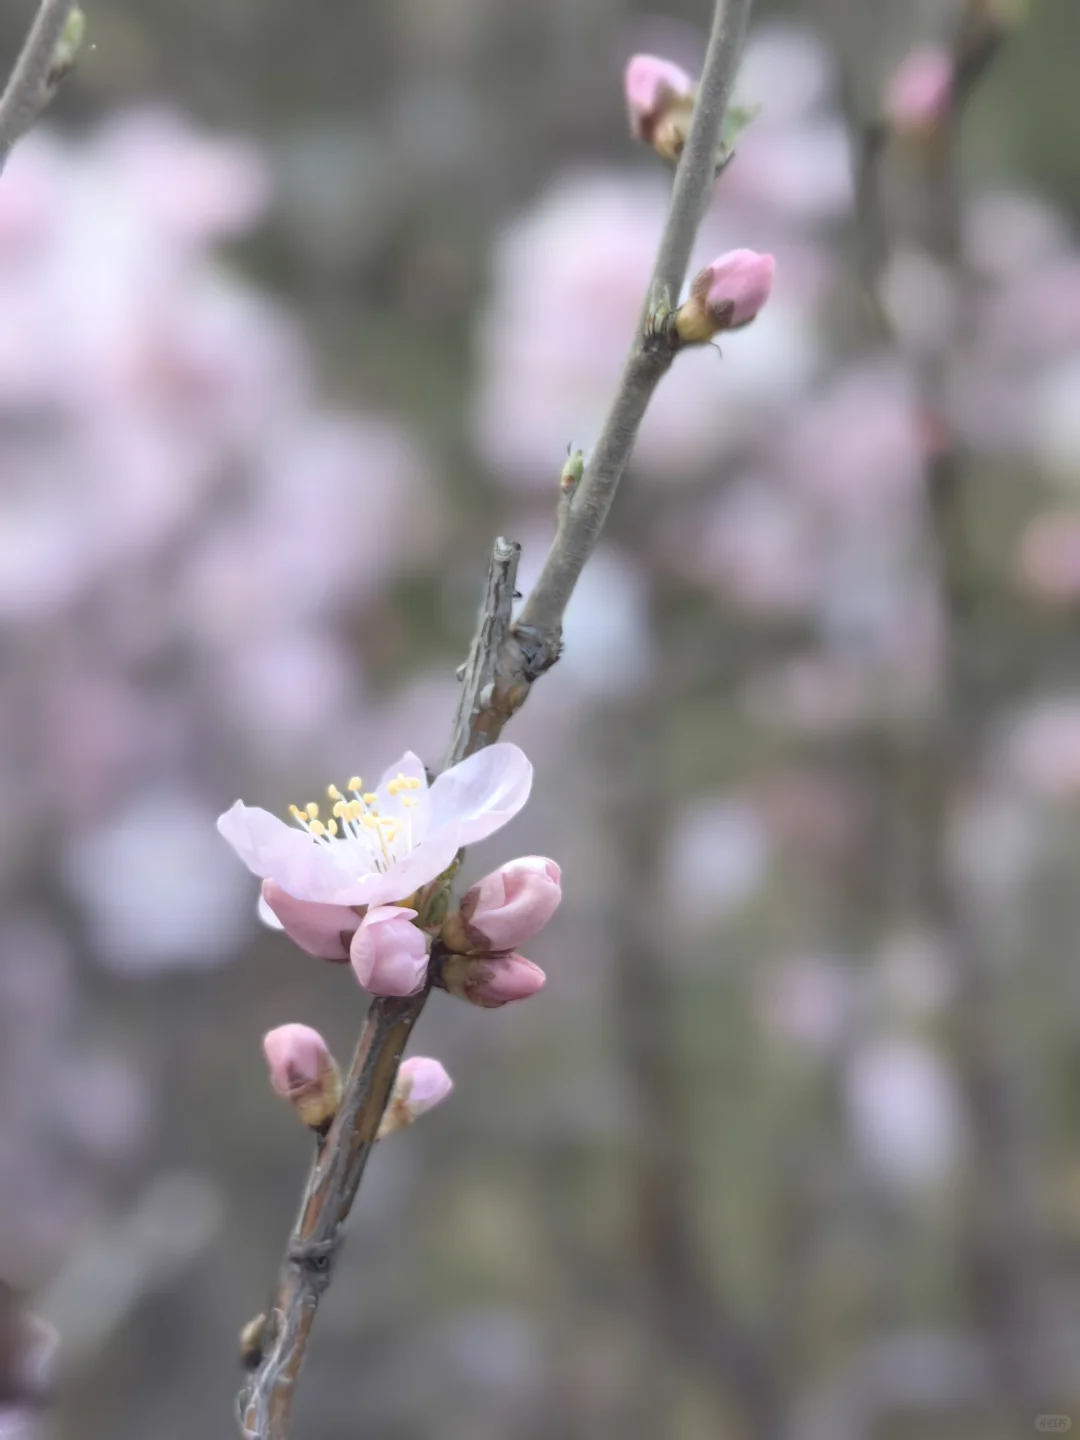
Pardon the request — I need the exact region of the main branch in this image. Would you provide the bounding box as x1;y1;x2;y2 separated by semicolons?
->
236;3;755;1431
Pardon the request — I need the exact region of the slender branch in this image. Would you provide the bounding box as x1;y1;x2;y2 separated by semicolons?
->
514;0;753;662
235;3;756;1429
0;0;75;172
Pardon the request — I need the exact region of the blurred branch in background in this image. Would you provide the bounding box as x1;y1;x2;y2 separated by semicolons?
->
41;1174;222;1376
830;0;1048;1421
600;686;782;1439
0;0;82;171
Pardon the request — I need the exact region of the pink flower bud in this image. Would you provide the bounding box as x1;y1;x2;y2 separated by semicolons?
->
377;1056;453;1139
885;46;953;137
350;905;429;996
261;880;360;962
1016;511;1080;606
625;54;696;161
675;249;775;344
442;952;546;1009
442;856;562;955
262;1024;342;1129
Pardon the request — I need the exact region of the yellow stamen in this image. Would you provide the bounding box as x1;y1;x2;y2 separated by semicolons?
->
306;802;320;820
309;819;326;837
290;805;309;822
362;814;379;829
402;797;418;809
387;779;401;796
348;775;363;792
327;783;342;800
346;800;363;822
363;793;378;806
327;818;339;836
332;800;347;819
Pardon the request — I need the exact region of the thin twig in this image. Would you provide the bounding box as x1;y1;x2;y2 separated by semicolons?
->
236;3;755;1429
0;0;74;172
445;536;521;766
512;0;754;666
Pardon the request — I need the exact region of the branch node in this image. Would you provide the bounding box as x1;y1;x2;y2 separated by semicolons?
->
287;1233;341;1292
509;623;561;681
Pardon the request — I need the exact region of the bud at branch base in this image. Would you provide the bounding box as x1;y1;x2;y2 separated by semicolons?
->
441;951;546;1009
441;856;562;955
262;1024;342;1129
350;905;429;996
625;54;696;162
675;250;775;345
377;1057;453;1139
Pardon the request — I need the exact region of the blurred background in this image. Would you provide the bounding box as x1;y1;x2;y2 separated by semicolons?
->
1;0;1079;1435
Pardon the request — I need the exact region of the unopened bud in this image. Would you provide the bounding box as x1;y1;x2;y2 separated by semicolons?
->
350;906;429;997
262;1024;342;1130
885;46;953;138
625;54;696;162
442;952;546;1009
674;249;775;344
377;1057;453;1139
442;856;562;955
239;1313;267;1371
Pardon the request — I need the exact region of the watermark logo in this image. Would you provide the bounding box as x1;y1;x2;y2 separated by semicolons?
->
1036;1418;1072;1433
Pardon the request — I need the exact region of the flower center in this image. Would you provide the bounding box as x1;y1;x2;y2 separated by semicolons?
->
288;773;423;873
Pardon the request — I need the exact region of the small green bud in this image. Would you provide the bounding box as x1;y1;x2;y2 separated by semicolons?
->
47;6;87;89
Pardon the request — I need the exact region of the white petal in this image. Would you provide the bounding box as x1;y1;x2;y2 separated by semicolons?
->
257;892;284;930
216;801;351;901
426;743;533;845
374;749;432;843
330;825;462;906
375;750;430;794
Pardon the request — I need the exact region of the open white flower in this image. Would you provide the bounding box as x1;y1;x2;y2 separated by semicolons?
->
217;743;533;959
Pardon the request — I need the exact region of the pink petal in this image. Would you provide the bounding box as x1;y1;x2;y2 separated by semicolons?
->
702;250;775;327
350;905;429;996
262;1023;333;1094
261;880;359;961
398;1056;453;1112
465;854;562;951
426;743;533;845
625;54;694;115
